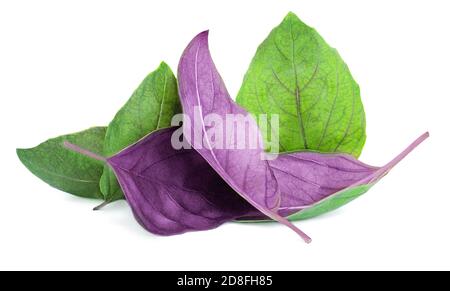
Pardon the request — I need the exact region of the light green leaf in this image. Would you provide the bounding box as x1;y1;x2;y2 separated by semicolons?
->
236;184;372;223
17;127;107;199
100;62;182;202
287;184;372;221
236;12;366;157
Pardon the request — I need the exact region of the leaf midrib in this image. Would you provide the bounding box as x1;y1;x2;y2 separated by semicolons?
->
288;16;308;149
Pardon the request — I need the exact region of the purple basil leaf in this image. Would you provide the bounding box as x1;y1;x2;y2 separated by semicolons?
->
239;132;429;220
270;152;380;216
60;31;428;240
177;31;430;239
63;130;428;237
66;127;255;235
178;31;314;242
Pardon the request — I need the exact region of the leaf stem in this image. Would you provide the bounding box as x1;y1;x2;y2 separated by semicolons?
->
93;200;112;211
368;131;430;184
275;213;312;244
381;132;429;172
63;141;107;162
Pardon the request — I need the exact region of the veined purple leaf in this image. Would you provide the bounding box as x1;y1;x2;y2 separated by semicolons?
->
178;31;312;242
239;132;429;220
65;128;255;235
176;31;429;237
63;130;427;237
277;132;429;217
270;152;380;217
60;32;428;241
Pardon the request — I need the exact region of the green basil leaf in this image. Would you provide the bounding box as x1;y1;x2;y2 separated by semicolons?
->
236;12;366;157
17;127;106;199
237;184;372;223
100;62;182;203
287;184;372;221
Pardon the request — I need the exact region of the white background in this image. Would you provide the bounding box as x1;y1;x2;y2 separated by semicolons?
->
0;0;448;270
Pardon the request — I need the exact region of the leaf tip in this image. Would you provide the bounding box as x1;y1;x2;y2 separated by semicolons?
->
16;147;25;156
282;11;310;29
16;148;28;166
286;11;298;18
195;30;210;43
16;147;32;163
284;11;300;22
158;61;169;71
179;30;211;71
199;29;210;36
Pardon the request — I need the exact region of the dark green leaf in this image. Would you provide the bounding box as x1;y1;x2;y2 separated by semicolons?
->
17;127;106;199
100;62;182;202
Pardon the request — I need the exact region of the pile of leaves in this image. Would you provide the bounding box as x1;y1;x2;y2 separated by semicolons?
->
17;13;428;243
